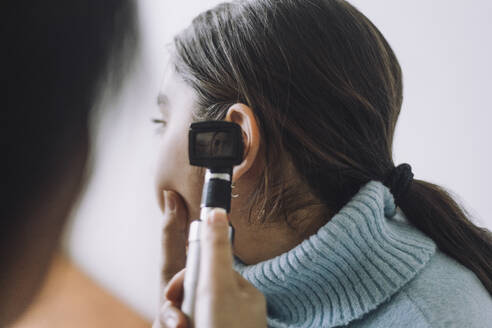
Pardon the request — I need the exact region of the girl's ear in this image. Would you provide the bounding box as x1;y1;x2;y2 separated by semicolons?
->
224;103;261;183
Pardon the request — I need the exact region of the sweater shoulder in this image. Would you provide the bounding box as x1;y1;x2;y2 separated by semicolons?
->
350;251;492;328
348;290;430;328
400;251;492;327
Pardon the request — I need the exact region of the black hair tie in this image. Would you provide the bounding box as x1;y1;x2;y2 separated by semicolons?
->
384;163;414;207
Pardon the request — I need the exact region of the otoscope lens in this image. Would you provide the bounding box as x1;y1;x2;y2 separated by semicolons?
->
195;131;234;158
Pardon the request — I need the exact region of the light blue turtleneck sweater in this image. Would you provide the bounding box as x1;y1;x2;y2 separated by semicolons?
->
233;181;492;327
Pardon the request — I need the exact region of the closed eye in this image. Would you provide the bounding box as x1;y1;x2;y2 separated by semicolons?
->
151;118;168;126
151;118;168;135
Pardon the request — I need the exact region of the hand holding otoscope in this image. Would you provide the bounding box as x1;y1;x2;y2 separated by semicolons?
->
181;121;243;324
154;121;267;328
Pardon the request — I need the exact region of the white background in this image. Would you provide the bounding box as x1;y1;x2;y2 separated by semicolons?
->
63;0;492;320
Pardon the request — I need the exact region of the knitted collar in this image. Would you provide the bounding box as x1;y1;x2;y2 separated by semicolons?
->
233;181;436;327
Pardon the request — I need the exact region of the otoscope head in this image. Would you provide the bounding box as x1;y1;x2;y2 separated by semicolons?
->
188;121;244;170
189;121;244;213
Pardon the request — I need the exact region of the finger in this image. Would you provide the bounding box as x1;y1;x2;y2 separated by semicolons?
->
158;301;189;328
199;208;235;294
164;268;186;307
160;191;188;294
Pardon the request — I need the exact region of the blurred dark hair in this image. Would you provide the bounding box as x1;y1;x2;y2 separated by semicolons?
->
1;2;138;243
172;0;492;294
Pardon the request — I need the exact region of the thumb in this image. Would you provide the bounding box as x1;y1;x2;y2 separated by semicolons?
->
160;190;188;299
199;208;235;294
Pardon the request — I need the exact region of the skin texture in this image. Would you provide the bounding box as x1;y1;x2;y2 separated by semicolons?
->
11;254;149;328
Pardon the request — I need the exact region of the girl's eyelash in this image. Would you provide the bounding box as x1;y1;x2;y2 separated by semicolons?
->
151;118;168;126
151;118;168;135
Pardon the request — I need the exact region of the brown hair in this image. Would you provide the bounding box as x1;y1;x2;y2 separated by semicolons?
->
172;0;492;293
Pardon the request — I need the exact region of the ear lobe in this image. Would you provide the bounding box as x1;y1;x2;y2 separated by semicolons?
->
224;103;261;183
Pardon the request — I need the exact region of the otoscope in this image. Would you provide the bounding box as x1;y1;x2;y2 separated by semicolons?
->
181;121;244;325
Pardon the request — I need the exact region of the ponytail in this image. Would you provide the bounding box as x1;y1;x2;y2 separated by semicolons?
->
399;179;492;295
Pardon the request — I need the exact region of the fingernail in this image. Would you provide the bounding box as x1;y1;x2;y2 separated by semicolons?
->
162;191;167;213
207;208;227;225
164;314;177;327
165;191;176;212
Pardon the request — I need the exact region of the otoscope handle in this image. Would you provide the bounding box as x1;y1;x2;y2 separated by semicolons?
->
181;221;201;326
181;216;234;327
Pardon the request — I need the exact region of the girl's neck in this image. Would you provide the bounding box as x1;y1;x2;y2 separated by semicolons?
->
232;202;331;265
